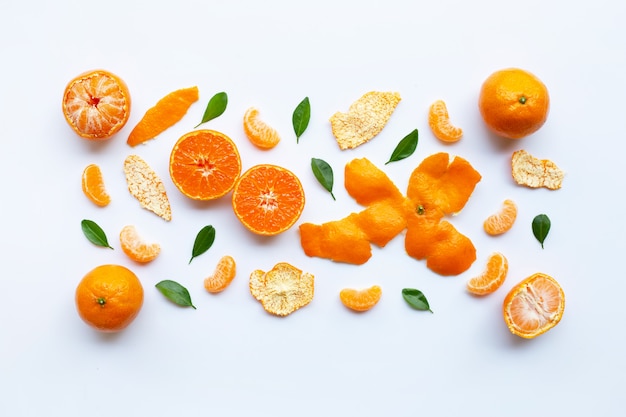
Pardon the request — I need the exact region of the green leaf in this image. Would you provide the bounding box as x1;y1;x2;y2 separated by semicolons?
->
385;129;419;164
81;219;113;249
311;158;335;200
155;280;196;309
189;225;216;264
195;92;228;128
292;97;311;143
402;288;433;313
532;214;551;249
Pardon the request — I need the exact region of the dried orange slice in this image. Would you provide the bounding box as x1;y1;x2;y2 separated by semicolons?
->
466;252;508;295
123;155;172;221
62;69;131;140
503;272;565;339
127;86;199;147
242;107;281;149
483;199;518;235
119;225;161;263
169;130;242;201
428;100;463;143
204;255;237;293
340;285;382;312
82;164;110;207
249;262;314;316
232;164;305;236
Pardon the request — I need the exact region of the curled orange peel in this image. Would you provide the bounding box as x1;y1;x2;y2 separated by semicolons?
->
299;153;481;276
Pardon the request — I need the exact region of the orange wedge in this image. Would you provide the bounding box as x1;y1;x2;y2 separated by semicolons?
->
242;107;281;149
204;255;237;293
119;225;161;263
484;199;518;235
466;252;508;295
428;100;463;143
339;285;382;312
82;164;111;207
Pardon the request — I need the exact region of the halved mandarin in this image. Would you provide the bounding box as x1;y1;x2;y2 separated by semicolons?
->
243;107;281;149
62;69;131;140
169;130;242;200
232;164;305;236
503;272;565;339
428;100;463;143
339;285;382;312
467;252;508;296
204;255;237;293
119;225;161;263
82;164;110;207
484;199;518;236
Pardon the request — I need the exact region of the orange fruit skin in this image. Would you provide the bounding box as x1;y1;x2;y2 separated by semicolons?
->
503;272;565;339
478;68;549;139
169;130;242;201
81;164;111;207
232;164;305;236
340;285;382;312
127;86;199;147
62;69;131;140
75;264;144;332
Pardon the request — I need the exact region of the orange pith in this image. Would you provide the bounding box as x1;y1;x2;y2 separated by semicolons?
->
340;285;382;312
62;69;131;140
75;264;144;332
467;252;508;296
483;199;518;235
81;164;110;207
478;68;550;139
503;272;565;339
243;107;281;149
428;100;463;143
119;225;161;263
128;86;199;147
169;130;242;201
232;164;305;236
204;255;237;293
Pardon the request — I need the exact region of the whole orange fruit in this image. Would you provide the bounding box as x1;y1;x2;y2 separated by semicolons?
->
75;264;144;332
478;68;549;139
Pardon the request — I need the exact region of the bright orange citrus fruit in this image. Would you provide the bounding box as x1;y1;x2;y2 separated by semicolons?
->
503;272;565;339
243;107;281;149
75;264;144;332
478;68;549;139
483;199;517;236
339;285;382;312
466;252;508;296
428;100;463;143
119;225;161;263
232;164;305;236
81;164;110;207
204;255;237;293
169;130;242;200
62;69;131;140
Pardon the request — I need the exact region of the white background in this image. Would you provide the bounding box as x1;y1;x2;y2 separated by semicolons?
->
1;0;624;416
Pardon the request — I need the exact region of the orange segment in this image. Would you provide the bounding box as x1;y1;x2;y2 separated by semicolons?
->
339;285;382;312
127;86;199;147
81;164;110;207
428;100;463;143
503;272;565;339
119;225;161;263
204;255;237;293
232;164;305;236
169;130;242;201
62;69;131;140
467;252;508;295
484;199;518;235
242;107;281;149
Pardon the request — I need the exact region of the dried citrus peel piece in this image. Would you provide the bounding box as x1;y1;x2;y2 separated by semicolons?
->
249;262;314;316
511;149;564;190
204;255;237;293
330;91;401;150
123;155;172;221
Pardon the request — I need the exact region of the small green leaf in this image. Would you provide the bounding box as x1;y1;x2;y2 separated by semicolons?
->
81;219;113;249
385;129;419;164
189;225;216;264
532;214;551;249
402;288;433;313
292;97;311;143
155;280;196;309
311;158;335;200
195;92;228;128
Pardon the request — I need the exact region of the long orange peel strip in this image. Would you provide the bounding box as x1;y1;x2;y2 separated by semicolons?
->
299;152;481;276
